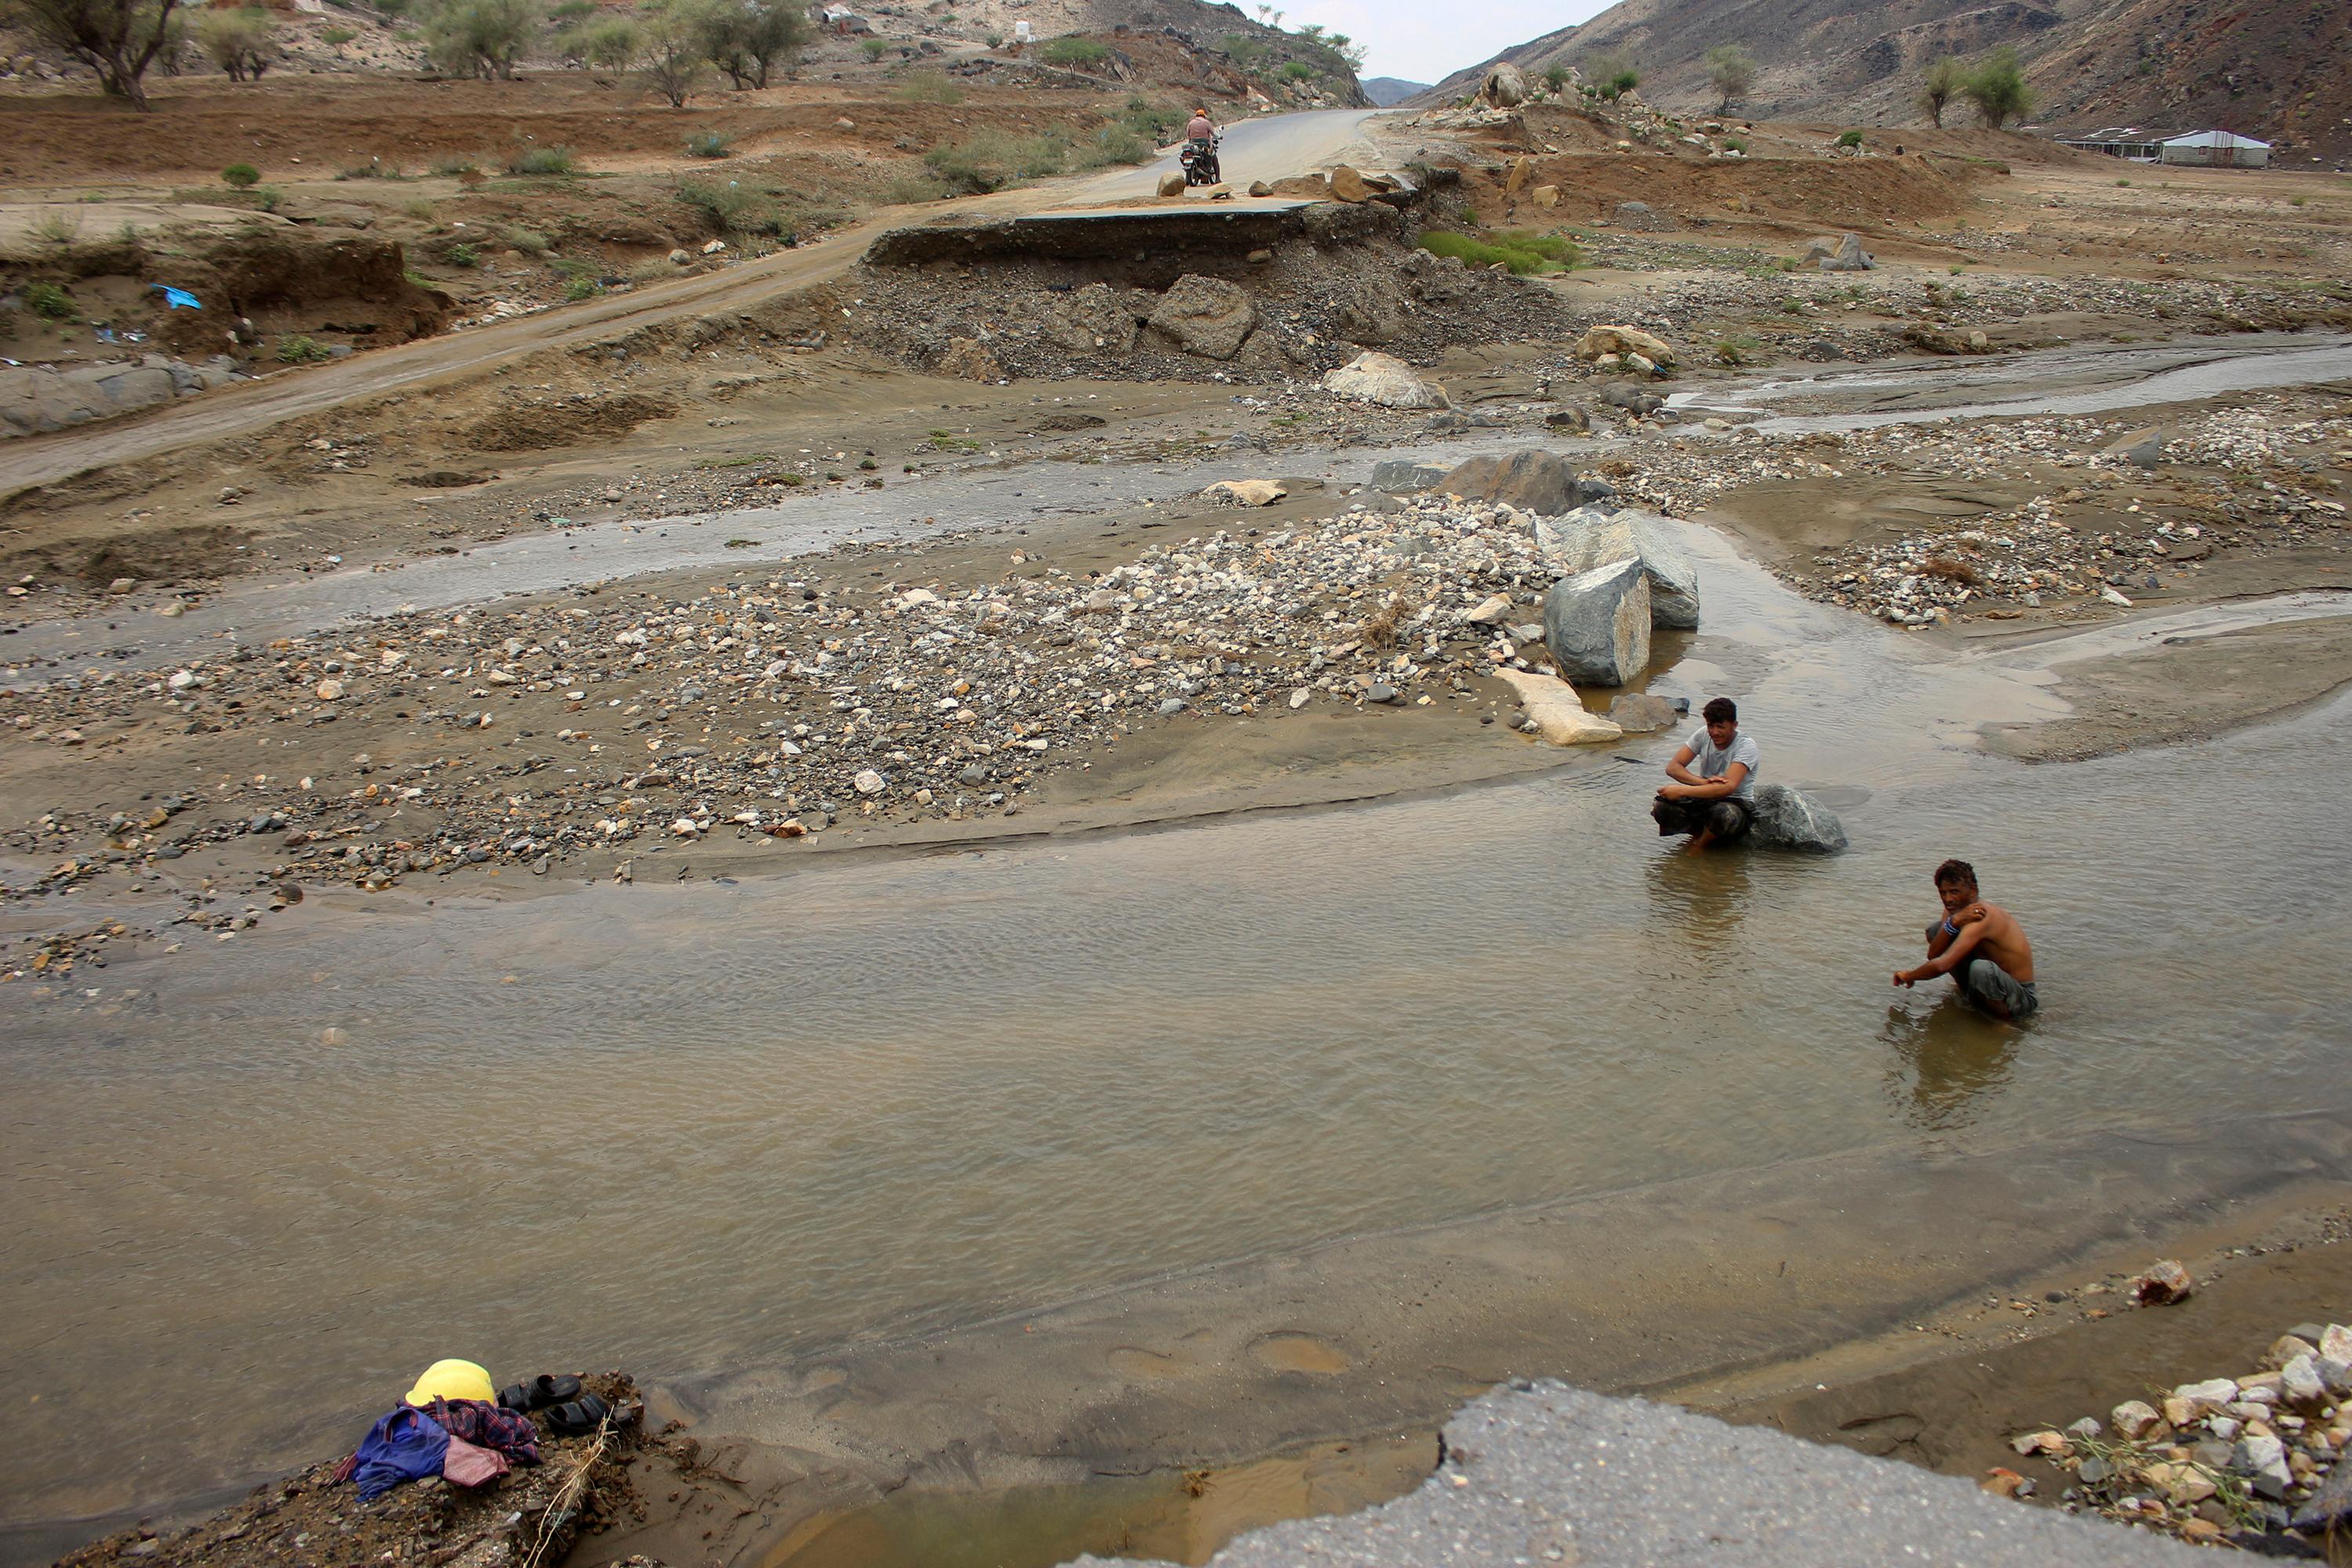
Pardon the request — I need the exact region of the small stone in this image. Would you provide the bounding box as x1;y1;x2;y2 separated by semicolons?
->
853;769;886;794
316;678;345;701
2142;1460;2216;1504
2235;1432;2292;1499
1363;682;1399;704
2281;1355;2328;1409
2135;1258;2192;1305
1288;688;1310;710
2266;1335;2321;1370
2110;1401;2161;1440
2064;1417;2101;1441
1157;698;1187;716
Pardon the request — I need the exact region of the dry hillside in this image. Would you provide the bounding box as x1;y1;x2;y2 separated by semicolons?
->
1419;0;2350;162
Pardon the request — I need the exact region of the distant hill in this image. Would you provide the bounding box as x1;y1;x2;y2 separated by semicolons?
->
1361;76;1431;107
1417;0;2351;161
942;0;1371;107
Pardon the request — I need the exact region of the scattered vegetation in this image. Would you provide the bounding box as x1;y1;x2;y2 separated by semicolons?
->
692;0;804;86
677;177;788;237
442;239;481;265
31;208;85;246
320;24;356;45
274;333;333;364
221;162;261;188
859;37;890;60
562;14;641;67
1836;129;1864;147
1040;35;1108;68
684;129;733;158
1416;228;1578;275
1543;63;1570;93
337;156;408;180
497;223;550;253
923;129;1076;194
563;274;601;301
196;5;274;80
506;144;578;176
637;4;704;106
1722;135;1749;154
1588;52;1638;101
24;281;78;321
894;67;963;103
1713;332;1762;366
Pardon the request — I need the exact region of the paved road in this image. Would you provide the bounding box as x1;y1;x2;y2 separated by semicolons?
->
0;110;1386;498
1077;1381;2204;1568
1074;108;1387;202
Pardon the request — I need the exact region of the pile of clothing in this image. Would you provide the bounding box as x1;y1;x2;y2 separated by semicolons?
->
333;1359;552;1502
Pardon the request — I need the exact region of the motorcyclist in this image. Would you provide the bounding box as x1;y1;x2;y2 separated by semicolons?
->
1185;107;1215;144
1181;107;1219;183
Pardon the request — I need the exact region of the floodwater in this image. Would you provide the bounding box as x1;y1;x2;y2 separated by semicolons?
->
5;530;2350;1554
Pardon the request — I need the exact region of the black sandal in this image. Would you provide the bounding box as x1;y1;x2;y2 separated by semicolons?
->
546;1393;609;1436
497;1383;535;1413
532;1374;583;1406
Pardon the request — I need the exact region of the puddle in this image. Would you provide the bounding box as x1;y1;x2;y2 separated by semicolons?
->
770;1432;1434;1568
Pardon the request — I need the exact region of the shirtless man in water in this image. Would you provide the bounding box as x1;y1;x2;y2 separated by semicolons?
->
1893;858;2039;1020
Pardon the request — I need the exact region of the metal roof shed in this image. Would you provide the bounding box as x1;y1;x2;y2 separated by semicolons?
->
2158;130;2270;168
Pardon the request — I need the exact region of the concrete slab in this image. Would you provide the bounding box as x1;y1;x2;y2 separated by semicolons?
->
1073;1381;2201;1567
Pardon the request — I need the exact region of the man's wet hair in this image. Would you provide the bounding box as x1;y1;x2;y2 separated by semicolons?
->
1702;697;1737;724
1933;858;1978;890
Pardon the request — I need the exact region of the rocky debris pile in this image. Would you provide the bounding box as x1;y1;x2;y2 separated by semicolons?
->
849;203;1577;385
2002;1321;2352;1551
1802;233;1876;272
57;1374;645;1568
1323;350;1449;409
0;488;1647;904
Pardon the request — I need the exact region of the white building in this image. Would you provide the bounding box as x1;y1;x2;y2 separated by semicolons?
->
2157;129;2270;168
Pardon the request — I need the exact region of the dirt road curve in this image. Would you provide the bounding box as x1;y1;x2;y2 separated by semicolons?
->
0;109;1389;498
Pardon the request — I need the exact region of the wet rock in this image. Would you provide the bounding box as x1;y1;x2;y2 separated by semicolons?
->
1490;669;1623;745
1545;407;1589;432
2279;1355;2327;1410
1322;351;1449;410
2234;1433;2292;1500
1543;557;1650;687
1436;450;1611;517
1147;275;1256;360
2110;1401;2161;1440
1746;783;1849;855
2290;1446;2352;1531
2262;1334;2318;1370
1370;458;1448;492
1606;692;1683;733
1532;506;1701;630
2137;1260;2195;1305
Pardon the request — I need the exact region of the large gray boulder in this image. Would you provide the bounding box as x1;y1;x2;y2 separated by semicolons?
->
1481;62;1530;107
1747;783;1849;855
1323;351;1448;409
1436;450;1614;515
1146;274;1255;360
1533;506;1700;630
1817;232;1875;271
1543;557;1650;687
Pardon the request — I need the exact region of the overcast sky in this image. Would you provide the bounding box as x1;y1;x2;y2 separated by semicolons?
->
1282;0;1620;85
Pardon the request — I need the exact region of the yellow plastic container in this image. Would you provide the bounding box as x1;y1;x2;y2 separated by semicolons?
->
405;1358;495;1406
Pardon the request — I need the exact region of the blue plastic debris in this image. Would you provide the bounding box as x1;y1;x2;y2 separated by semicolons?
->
152;285;202;310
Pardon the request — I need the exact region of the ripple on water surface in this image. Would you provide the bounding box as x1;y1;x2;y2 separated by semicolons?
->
2;586;2348;1533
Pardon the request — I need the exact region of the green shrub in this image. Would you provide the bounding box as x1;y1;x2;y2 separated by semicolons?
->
321;25;358;44
1835;129;1864;147
563;274;601;301
2290;194;2307;206
274;334;333;364
24;281;77;320
677;177;786;236
895;67;963;103
506;145;577;176
222;162;262;187
1543;64;1570;92
252;187;285;212
884;172;945;202
550;0;594;19
498;223;550;254
1722;136;1748;154
859;37;890;60
562;15;640;67
1279;60;1314;81
923;129;1071;194
1415;228;1577;275
684;129;734;158
1073;123;1152;168
1961;45;2031;129
429;156;481;176
444;240;481;266
422;0;543;80
1713;333;1762;366
30;209;82;246
1040;35;1107;67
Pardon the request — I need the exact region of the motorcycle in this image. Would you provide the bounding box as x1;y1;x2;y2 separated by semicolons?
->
1179;135;1222;187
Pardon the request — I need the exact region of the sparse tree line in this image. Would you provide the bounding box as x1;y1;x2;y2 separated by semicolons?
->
0;0;806;107
1920;45;2033;129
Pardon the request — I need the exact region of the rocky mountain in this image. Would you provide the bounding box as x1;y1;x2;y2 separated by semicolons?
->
942;0;1371;107
1361;76;1431;106
1416;0;2350;161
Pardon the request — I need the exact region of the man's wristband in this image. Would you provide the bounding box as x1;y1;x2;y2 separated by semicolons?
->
1940;917;1959;937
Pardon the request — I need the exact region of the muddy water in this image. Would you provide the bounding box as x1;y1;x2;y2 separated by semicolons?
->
4;532;2349;1548
1674;332;2352;434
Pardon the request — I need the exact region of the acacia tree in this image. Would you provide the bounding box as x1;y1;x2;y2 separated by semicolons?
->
1704;42;1754;114
2;0;182;107
1918;55;1962;127
197;5;274;81
638;2;703;105
423;0;543;80
1962;45;2032;129
693;0;806;89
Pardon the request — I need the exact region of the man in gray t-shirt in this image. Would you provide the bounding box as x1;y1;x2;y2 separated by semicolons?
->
1652;695;1759;852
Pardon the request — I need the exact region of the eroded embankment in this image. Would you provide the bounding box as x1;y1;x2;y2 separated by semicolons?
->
848;197;1577;381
